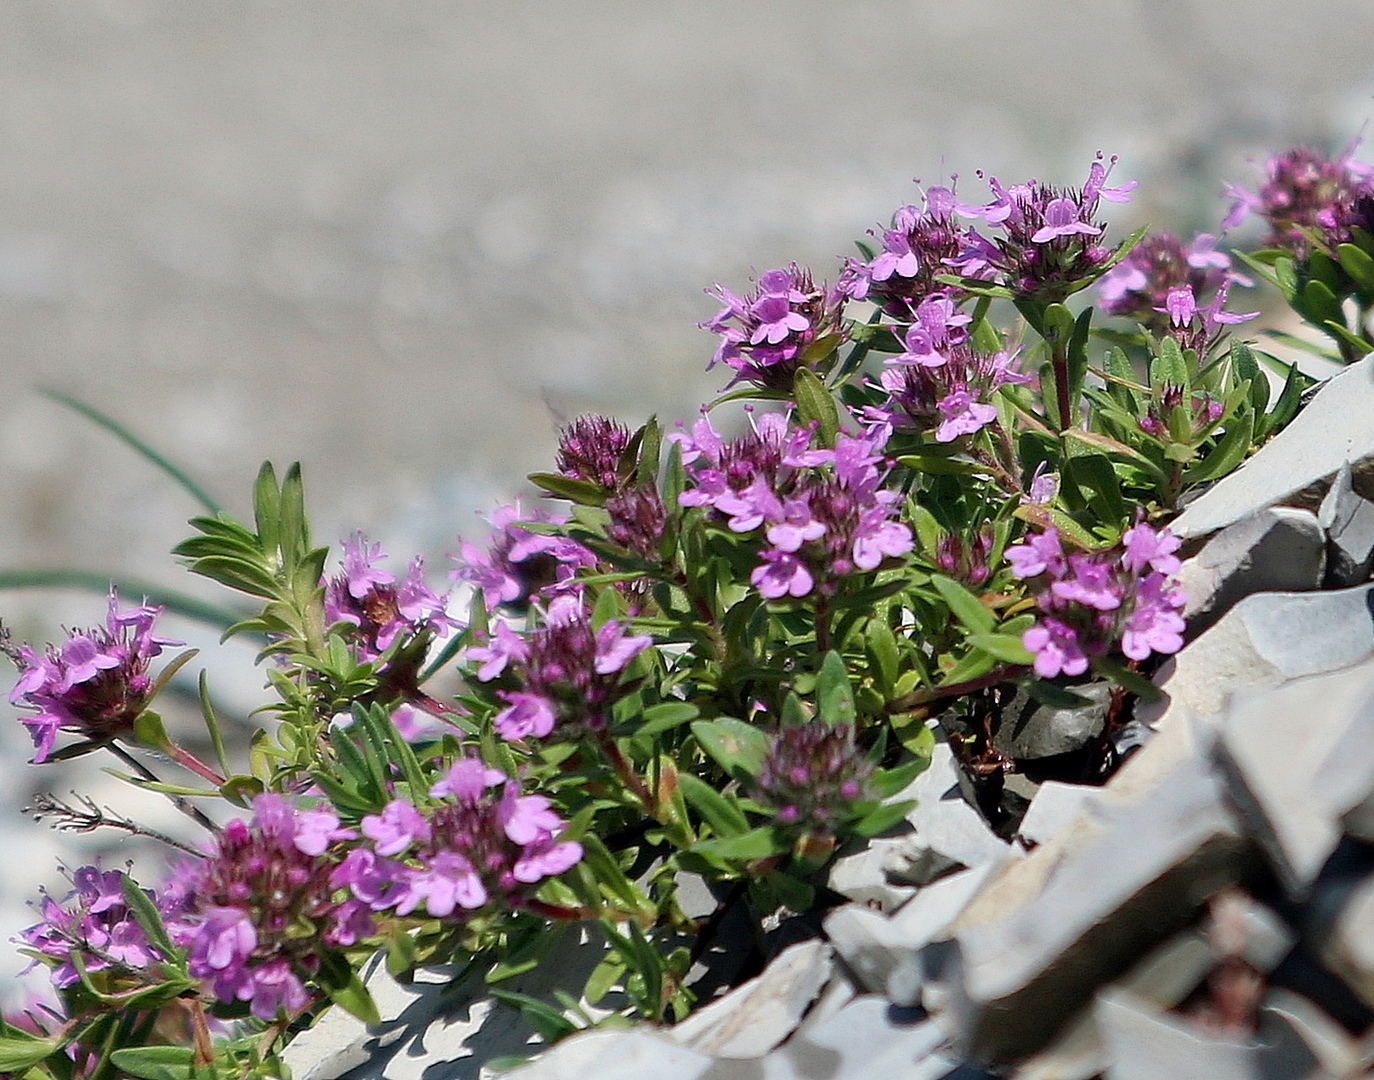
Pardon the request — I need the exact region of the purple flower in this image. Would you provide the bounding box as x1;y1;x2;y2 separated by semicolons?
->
362;800;433;856
18;867;164;989
842;183;985;319
956;154;1132;301
1010;523;1187;676
341;762;582;920
1223;143;1374;256
451;502;596;613
1023;618;1090;679
557;415;633;493
1098;231;1251;326
7;590;183;763
167;795;368;1021
493;690;557;741
703;264;846;390
325;534;458;663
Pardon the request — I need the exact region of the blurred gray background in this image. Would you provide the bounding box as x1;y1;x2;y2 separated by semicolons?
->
0;0;1371;992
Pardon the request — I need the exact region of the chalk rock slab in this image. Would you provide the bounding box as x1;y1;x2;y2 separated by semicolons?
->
1171;353;1374;541
1143;582;1374;729
667;939;833;1058
1217;656;1374;893
1174;506;1325;635
944;751;1254;1062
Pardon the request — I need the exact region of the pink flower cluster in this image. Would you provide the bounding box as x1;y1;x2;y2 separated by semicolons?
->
1224;143;1374;257
450;502;595;613
670;413;912;599
163;795;366;1021
872;341;1028;443
1097;232;1250;327
8;590;182;763
325;534;458;663
753;721;873;834
847;155;1135;310
332;758;582;920
467;594;652;740
1006;522;1186;679
18;867;163;989
703;265;846;390
840;185;985;318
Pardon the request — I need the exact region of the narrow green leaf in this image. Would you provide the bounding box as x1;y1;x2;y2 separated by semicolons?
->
253;461;282;560
792;367;840;448
691;718;771;779
121;874;179;960
1150;336;1191;391
636;415;662;487
527;472;608;506
965;631;1034;665
929;574;995;634
815;650;856;724
0;1032;65;1072
41;388;221;514
677;772;749;837
690;825;781;862
108;1046;195;1080
629;701;699;737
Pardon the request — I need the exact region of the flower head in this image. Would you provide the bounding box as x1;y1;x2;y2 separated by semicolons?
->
337;761;582;920
1098;232;1252;328
1007;523;1186;678
753;721;874;834
7;591;182;762
1223;143;1374;256
18;867;163;989
451;502;595;613
703;265;845;390
325;534;457;663
165;795;363;1021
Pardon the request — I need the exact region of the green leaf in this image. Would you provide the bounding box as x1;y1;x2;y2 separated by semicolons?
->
627;701;699;737
584;955;627;1005
691;718;770;779
929;574;994;634
1061;429;1169;486
526;472;607;506
1150;336;1191;391
792;367;840;448
0;1032;65;1072
965;631;1034;665
690;825;781;862
121;874;179;960
1182;410;1253;485
677;772;749;837
850;799;914;837
487;988;581;1044
815;650;856;724
869;755;931;799
252;460;282;560
1090;657;1163;702
131;710;173;752
109;1046;196;1080
326;969;382;1026
635;415;662;488
1301;277;1345;328
41;388;221;514
1337;241;1374;293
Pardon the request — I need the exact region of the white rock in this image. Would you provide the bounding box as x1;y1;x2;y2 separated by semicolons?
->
1143;582;1374;730
1174;506;1325;634
1217;656;1374;893
666;939;833;1059
1016;781;1098;848
946;750;1251;1061
1171;354;1374;541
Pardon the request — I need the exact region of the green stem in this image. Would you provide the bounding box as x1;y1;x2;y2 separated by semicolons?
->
885;662;1022;715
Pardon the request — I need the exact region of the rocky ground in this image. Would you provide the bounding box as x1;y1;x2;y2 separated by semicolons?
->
283;355;1374;1080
